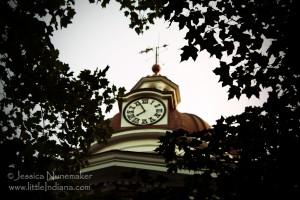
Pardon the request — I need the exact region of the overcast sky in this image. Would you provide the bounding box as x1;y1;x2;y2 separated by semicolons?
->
51;1;269;125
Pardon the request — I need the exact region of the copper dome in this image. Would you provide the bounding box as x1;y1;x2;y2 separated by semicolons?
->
110;109;210;134
168;110;210;133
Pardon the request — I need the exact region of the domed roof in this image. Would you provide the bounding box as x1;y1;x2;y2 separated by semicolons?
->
110;109;210;134
168;110;211;133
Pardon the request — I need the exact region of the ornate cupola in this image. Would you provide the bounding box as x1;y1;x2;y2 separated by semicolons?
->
80;53;212;199
81;48;211;189
87;60;210;156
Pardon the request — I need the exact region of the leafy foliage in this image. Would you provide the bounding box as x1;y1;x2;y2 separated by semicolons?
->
3;0;296;199
157;105;300;199
0;0;124;199
92;0;299;199
94;0;297;98
90;0;166;34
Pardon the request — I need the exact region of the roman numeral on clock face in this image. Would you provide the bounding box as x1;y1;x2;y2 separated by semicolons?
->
141;98;148;104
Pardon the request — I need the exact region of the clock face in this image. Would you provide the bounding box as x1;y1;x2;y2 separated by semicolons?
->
123;97;166;126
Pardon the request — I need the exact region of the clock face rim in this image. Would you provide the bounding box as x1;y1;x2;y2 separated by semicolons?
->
123;97;167;126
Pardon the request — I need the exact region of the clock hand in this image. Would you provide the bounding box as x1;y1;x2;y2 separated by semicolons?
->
136;109;146;116
137;101;146;112
136;101;146;116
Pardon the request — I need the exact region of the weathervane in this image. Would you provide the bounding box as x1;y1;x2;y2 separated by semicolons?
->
139;44;168;75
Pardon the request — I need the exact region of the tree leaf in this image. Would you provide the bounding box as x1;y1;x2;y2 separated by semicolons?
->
180;45;198;62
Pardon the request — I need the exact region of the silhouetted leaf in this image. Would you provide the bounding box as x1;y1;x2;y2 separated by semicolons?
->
228;85;241;100
181;45;198;61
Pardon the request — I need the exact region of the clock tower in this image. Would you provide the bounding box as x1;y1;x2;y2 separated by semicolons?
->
81;61;210;198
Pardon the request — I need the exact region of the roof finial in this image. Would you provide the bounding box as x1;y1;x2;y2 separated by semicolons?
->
139;44;168;76
155;46;159;65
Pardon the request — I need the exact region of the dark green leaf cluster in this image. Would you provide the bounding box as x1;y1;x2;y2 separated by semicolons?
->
90;0;164;34
0;1;124;198
161;0;297;100
156;104;300;199
106;0;297;100
156;128;240;199
105;0;299;199
156;129;215;173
